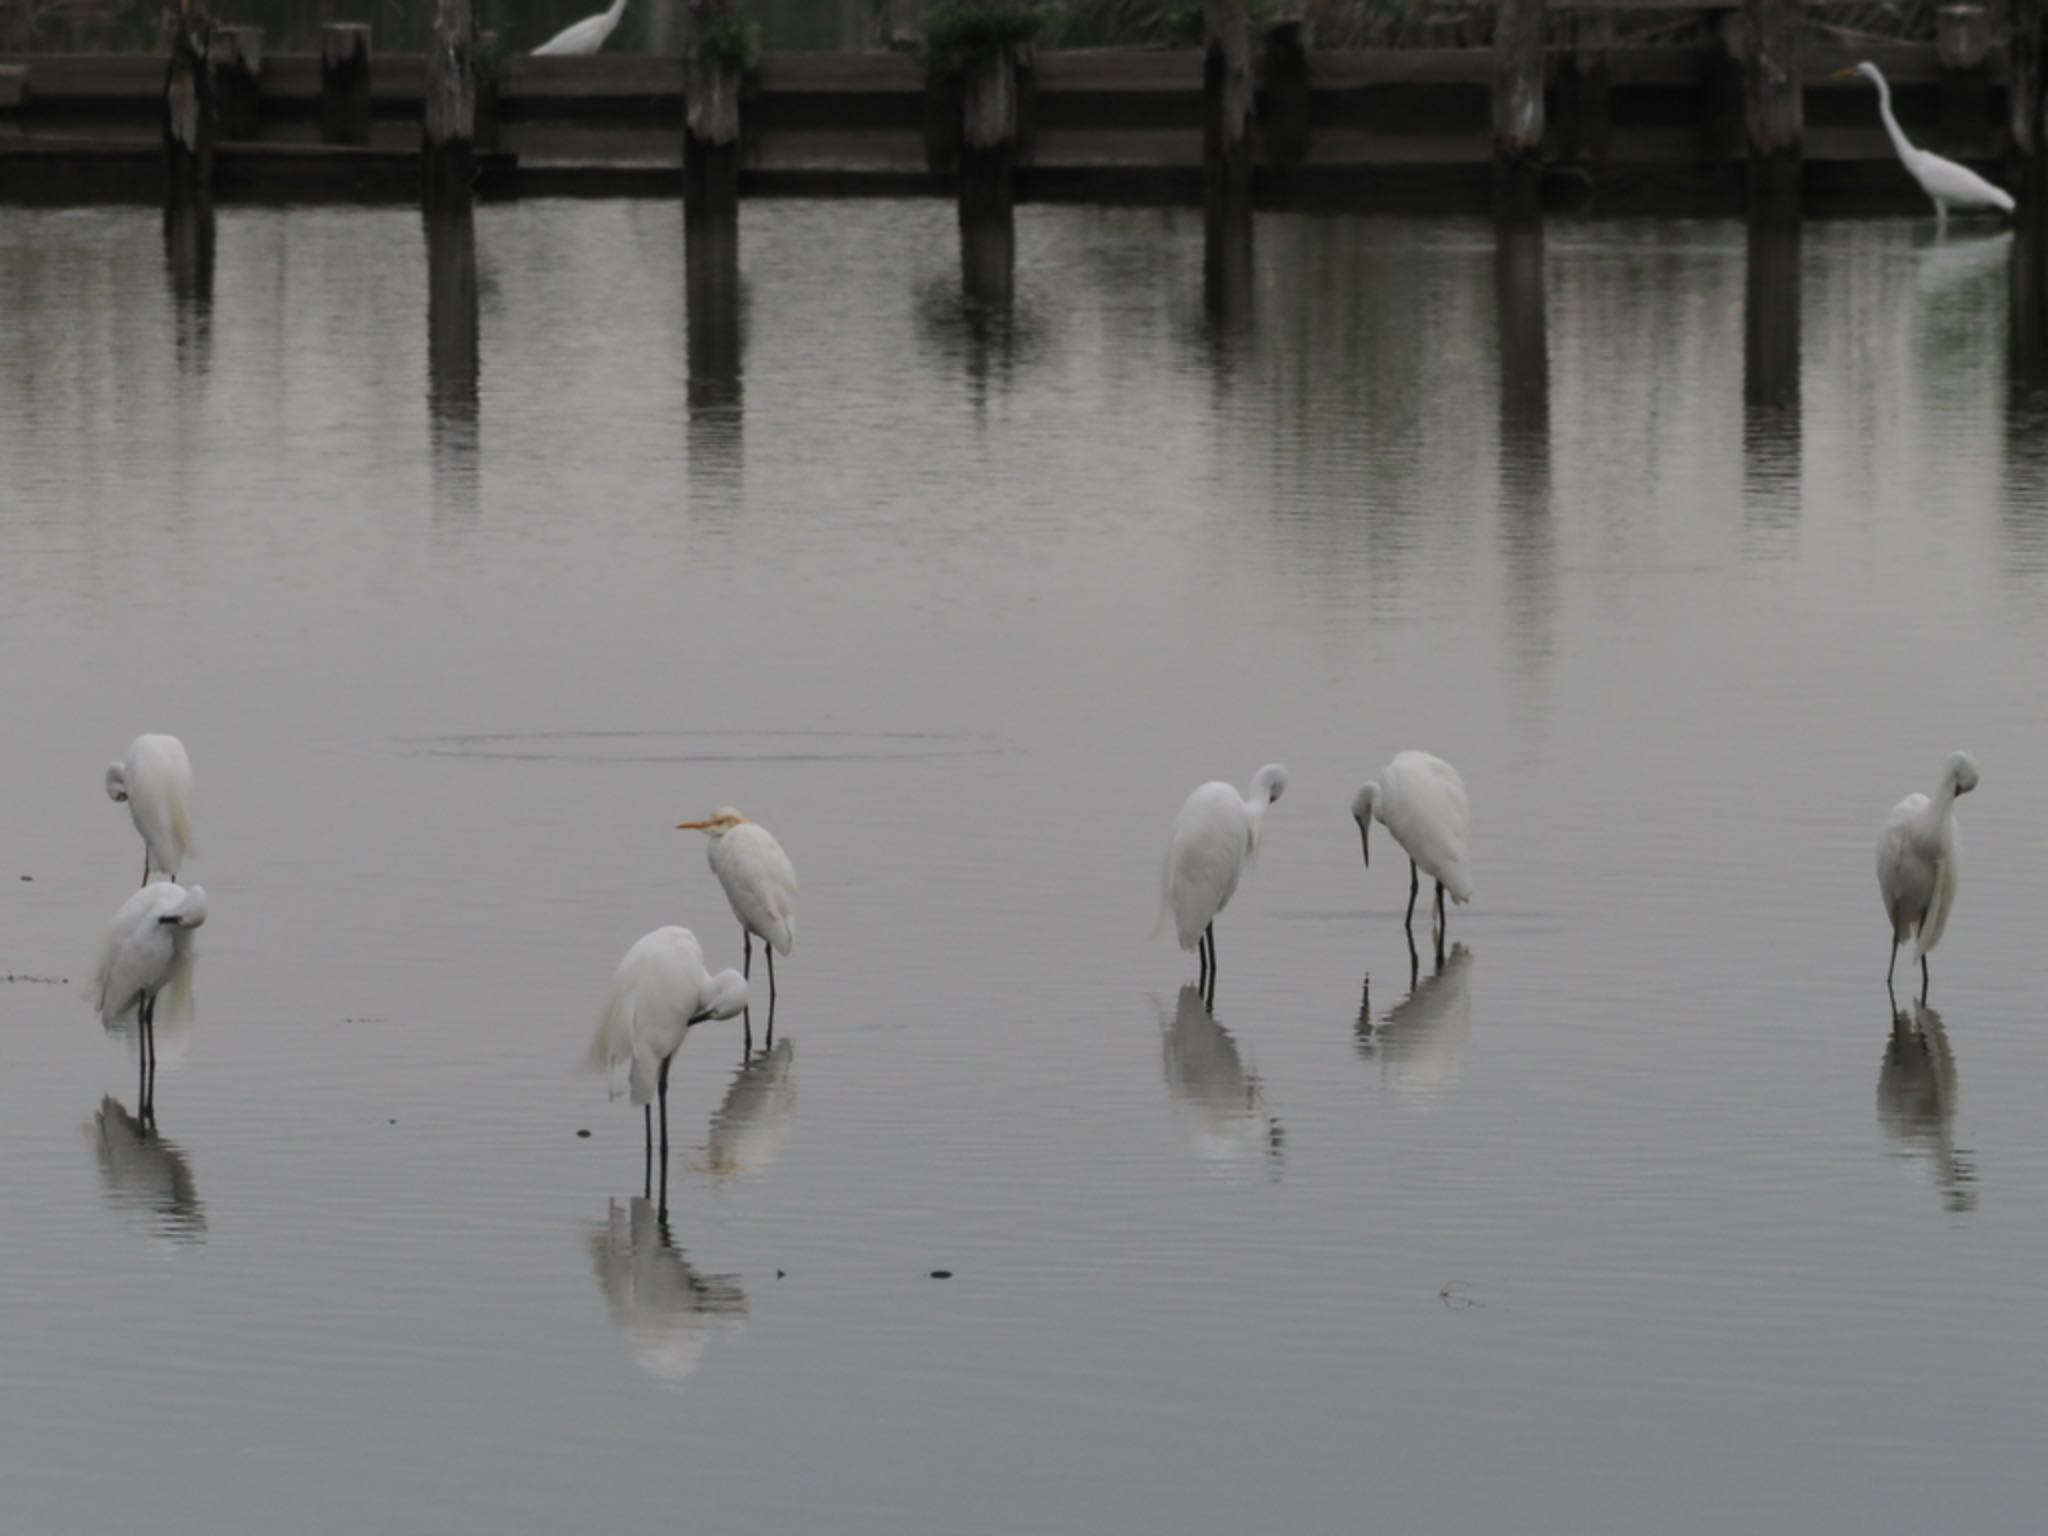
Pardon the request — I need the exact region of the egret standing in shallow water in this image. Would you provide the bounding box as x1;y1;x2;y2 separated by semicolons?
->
89;881;208;1125
587;927;748;1192
677;809;796;1033
532;0;628;56
1833;62;2015;222
106;733;194;886
1354;751;1471;960
1877;751;1978;999
1162;764;1287;1001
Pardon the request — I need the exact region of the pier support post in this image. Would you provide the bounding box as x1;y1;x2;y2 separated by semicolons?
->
1936;5;1991;150
321;23;372;146
1743;222;1800;412
163;1;215;209
958;43;1017;223
1741;0;1802;222
208;25;262;141
1205;0;1253;224
1492;0;1545;220
1557;10;1611;163
1263;19;1311;175
685;0;745;222
475;31;501;152
422;0;477;209
2011;0;2045;206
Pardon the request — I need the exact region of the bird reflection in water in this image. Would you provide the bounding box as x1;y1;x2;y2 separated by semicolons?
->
1355;943;1473;1100
1878;993;1977;1214
706;1039;797;1179
1157;987;1283;1180
87;1096;205;1243
587;1197;747;1390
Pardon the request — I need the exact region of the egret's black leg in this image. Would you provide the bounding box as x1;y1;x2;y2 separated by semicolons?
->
1197;933;1209;990
766;945;777;1009
1435;881;1447;965
138;1003;148;1115
657;1055;673;1169
1405;861;1419;932
742;1006;753;1059
743;930;752;980
1407;931;1421;990
1887;940;1898;985
1205;924;1217;997
1920;953;1930;1004
643;1104;653;1198
140;851;149;888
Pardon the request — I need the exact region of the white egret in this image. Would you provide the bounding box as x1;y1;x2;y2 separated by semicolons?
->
1161;764;1287;997
587;927;749;1186
105;733;195;885
1876;751;1977;997
89;881;208;1124
1833;63;2015;221
532;0;628;57
676;809;797;1017
1353;751;1471;955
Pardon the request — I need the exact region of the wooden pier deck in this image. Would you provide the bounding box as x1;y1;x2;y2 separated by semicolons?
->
0;40;2019;213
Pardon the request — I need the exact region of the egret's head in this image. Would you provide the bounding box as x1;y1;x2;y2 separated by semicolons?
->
693;969;750;1023
1830;61;1880;85
157;885;207;929
1251;764;1288;807
1945;751;1980;796
1352;783;1381;865
105;764;129;803
677;808;748;838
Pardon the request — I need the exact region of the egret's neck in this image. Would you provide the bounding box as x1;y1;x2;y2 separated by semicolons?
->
606;0;628;22
1870;73;1914;166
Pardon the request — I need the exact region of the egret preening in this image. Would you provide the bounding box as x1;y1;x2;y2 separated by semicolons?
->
677;809;796;1035
106;733;194;885
1161;764;1287;1001
532;0;628;56
1353;751;1471;960
587;927;749;1194
1833;63;2015;222
89;881;208;1125
1877;751;1978;999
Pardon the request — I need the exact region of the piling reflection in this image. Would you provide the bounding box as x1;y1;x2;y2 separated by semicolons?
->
1157;986;1283;1179
162;202;215;377
87;1096;205;1243
1877;997;1976;1214
1202;208;1254;342
1354;943;1473;1098
587;1196;747;1390
1494;223;1554;699
1743;223;1801;544
686;217;745;490
425;207;481;512
2006;223;2048;568
706;1038;796;1179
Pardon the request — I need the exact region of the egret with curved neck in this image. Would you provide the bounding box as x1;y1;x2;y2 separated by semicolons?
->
1833;62;2014;222
532;0;628;57
1161;764;1287;1003
1876;751;1978;1001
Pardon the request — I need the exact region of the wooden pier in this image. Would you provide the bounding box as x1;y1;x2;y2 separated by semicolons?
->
0;15;2033;216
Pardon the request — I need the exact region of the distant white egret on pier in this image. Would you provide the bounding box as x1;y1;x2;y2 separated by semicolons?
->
1834;63;2014;221
532;0;628;57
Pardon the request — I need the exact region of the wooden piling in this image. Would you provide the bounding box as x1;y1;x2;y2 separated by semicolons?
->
426;207;480;441
0;64;31;112
1204;0;1253;224
475;31;501;154
1741;0;1802;221
958;42;1017;223
686;217;744;487
320;24;372;147
1494;224;1549;461
207;25;262;141
1263;19;1311;173
1492;0;1545;220
163;3;214;209
1743;222;1799;411
684;0;746;222
1936;4;1991;149
1557;10;1612;164
422;0;476;209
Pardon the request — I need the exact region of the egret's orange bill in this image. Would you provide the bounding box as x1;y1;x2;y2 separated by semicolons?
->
1830;66;1860;78
677;820;712;829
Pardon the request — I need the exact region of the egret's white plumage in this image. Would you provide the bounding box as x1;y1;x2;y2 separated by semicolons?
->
678;809;797;1009
532;0;628;56
1354;751;1471;947
105;733;195;885
588;926;748;1176
89;880;207;1124
1876;751;1977;994
1161;764;1286;992
1836;62;2015;220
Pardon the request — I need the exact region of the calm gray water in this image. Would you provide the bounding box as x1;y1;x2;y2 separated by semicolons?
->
3;201;2047;1533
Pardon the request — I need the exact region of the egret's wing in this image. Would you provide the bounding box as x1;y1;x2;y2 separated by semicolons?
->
1919;152;2016;211
1164;784;1249;949
1918;817;1961;958
716;825;798;956
1877;793;1930;941
127;736;195;871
